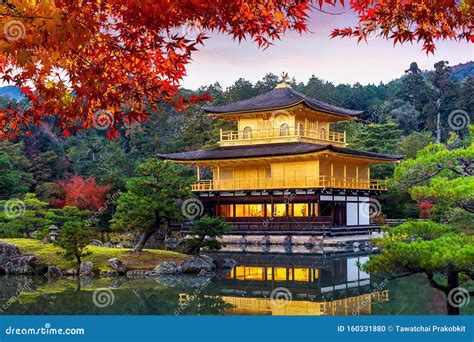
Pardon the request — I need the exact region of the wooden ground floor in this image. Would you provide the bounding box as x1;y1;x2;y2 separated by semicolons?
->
173;191;382;236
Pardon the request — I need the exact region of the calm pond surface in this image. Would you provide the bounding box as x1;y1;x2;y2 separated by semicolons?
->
0;248;472;315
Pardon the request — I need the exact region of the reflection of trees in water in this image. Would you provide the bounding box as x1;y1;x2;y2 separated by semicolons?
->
0;276;230;315
370;275;473;315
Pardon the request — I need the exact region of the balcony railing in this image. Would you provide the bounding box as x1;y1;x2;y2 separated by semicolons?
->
192;176;387;191
219;127;346;146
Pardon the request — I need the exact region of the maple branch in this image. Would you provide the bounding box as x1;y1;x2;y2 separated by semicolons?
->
308;4;345;15
69;49;101;75
0;12;52;19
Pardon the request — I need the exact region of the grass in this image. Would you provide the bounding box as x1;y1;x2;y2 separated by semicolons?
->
0;238;188;272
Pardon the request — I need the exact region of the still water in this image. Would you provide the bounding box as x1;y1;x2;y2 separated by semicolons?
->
0;249;472;315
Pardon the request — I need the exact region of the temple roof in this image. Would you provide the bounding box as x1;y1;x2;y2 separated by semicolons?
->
204;87;362;117
158;142;403;162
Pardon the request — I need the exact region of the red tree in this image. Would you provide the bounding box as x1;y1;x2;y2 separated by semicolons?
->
417;199;435;219
57;176;111;212
0;0;471;138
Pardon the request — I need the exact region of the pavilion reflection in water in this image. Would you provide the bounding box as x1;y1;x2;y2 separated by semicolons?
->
183;251;389;315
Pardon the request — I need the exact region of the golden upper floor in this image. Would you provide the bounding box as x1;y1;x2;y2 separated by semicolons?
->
205;81;361;148
191;153;387;191
159;142;402;192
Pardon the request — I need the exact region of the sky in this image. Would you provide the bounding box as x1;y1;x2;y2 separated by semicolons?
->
181;8;474;90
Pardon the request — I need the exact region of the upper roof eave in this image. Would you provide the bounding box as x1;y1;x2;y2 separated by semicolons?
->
158;142;403;164
203;87;363;118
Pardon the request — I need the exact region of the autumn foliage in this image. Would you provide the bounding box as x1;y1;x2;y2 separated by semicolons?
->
56;176;111;211
330;0;473;55
417;199;435;219
0;0;471;139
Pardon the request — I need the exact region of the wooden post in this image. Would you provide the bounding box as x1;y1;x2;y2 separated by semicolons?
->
368;166;371;189
343;163;347;187
356;166;359;189
196;166;200;181
330;162;334;186
217;165;220;189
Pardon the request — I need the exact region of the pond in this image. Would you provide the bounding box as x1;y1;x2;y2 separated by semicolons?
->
0;249;472;315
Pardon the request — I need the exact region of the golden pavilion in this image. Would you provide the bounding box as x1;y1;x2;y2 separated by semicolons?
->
160;75;402;235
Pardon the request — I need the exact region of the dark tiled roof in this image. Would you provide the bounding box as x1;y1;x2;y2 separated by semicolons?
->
204;87;362;117
158;142;403;162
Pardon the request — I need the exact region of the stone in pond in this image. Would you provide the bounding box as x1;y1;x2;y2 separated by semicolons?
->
79;261;94;276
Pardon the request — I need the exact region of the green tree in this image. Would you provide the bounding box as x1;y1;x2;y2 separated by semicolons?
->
254;73;279;95
429;61;460;142
350;123;402;178
54;221;92;273
389;102;421;135
29;151;63;185
396;131;436;159
397;62;434;117
186;216;232;254
0;193;50;238
65;131;134;191
46;206;93;230
111;159;193;253
459;77;474;116
365;127;474;315
225;78;255;102
0;142;33;197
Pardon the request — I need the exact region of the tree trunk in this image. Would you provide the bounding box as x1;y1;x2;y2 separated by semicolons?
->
446;267;460;316
436;98;441;143
24;224;31;238
133;211;160;253
76;254;81;275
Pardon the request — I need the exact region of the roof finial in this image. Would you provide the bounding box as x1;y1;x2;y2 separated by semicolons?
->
276;72;292;89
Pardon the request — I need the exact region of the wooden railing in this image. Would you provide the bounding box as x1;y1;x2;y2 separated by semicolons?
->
192;176;387;191
220;127;346;146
